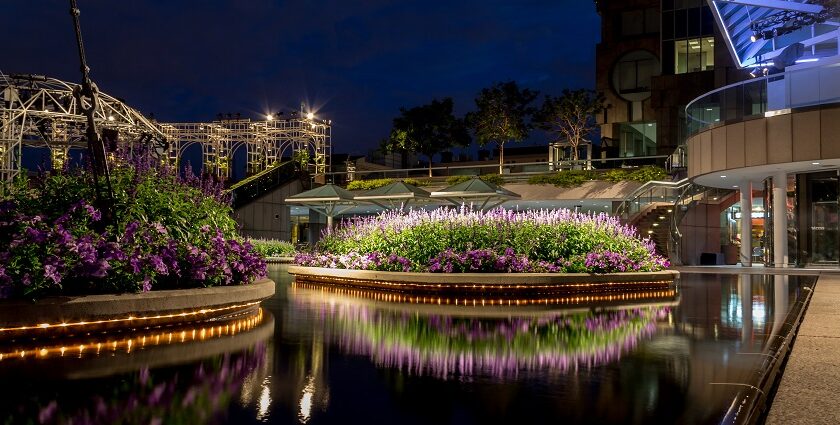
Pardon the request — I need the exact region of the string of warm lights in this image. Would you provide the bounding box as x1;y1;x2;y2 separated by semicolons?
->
292;282;677;307
291;274;674;294
0;301;262;334
0;309;264;362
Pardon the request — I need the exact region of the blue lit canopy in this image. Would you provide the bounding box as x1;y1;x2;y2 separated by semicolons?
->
708;0;839;67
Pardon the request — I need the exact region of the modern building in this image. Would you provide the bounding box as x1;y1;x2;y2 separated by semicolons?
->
684;0;840;267
594;0;744;159
595;0;840;267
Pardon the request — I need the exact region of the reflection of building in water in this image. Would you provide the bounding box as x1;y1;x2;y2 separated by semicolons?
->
605;273;799;421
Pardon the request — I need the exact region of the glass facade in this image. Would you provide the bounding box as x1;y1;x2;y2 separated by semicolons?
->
618;122;657;157
661;0;716;75
674;37;714;74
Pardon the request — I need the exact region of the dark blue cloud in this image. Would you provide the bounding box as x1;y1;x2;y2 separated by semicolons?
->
2;0;599;155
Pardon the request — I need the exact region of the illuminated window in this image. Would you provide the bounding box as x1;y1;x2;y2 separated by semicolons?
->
619;122;656;157
675;37;714;74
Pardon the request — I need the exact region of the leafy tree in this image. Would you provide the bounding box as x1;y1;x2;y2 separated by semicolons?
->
535;89;606;161
465;81;539;174
382;98;471;177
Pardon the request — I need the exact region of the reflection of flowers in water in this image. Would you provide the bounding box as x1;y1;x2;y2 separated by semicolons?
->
327;304;668;377
27;344;266;425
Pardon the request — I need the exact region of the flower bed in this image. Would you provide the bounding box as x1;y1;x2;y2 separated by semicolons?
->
0;150;266;299
295;207;668;274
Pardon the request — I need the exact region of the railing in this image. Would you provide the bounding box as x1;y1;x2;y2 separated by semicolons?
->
615;178;690;222
332;155;669;182
228;161;298;208
685;59;840;137
667;183;735;265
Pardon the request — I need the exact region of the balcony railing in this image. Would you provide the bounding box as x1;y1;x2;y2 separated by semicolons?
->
685;59;840;137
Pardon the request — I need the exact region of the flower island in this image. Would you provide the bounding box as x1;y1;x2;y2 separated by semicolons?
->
289;207;678;296
0;152;274;340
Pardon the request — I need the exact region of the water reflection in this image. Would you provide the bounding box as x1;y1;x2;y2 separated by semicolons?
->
292;285;671;377
0;270;817;424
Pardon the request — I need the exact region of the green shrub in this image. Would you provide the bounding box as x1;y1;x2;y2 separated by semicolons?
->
250;239;297;257
445;174;505;186
346;178;394;191
527;170;595;187
626;166;669;182
401;178;432;187
528;166;669;187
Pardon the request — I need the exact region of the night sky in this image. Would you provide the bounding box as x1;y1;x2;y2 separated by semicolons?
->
3;0;600;157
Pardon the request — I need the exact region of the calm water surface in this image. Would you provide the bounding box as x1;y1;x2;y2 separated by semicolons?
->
0;268;815;424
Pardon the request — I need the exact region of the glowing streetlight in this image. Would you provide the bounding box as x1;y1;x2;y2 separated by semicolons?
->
266;113;273;121
306;112;314;120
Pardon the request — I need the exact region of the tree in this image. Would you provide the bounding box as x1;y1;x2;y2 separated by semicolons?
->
465;81;539;174
382;98;471;177
534;89;606;161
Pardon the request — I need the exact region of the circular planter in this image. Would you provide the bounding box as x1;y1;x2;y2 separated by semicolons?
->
288;266;678;296
0;278;275;341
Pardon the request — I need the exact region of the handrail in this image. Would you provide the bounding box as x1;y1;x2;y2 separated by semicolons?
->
229;161;298;208
615;178;690;221
332;156;670;177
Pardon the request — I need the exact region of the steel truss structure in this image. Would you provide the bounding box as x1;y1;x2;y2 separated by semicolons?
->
0;74;165;182
159;117;331;180
0;74;331;183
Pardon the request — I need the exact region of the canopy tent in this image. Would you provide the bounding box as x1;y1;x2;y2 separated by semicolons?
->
285;184;362;229
354;181;434;211
430;178;520;210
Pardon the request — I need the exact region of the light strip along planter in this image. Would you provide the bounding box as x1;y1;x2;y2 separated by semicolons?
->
288;266;678;296
0;278;275;342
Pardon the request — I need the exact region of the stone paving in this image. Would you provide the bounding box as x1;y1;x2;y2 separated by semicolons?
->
766;273;840;425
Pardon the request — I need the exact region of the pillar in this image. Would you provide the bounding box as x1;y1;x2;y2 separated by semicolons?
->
772;172;789;268
740;182;752;266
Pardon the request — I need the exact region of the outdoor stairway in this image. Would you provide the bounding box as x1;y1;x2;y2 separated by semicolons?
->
227;161;299;209
631;205;673;259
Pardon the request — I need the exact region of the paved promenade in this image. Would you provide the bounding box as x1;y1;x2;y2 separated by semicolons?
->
766;273;840;425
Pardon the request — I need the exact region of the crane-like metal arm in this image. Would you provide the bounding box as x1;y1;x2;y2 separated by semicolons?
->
70;0;115;224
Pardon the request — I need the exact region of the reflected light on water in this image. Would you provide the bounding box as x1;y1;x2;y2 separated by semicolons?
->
299;375;316;423
257;378;272;421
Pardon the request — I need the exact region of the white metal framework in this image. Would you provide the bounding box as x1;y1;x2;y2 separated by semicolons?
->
709;0;839;67
0;74;165;182
0;74;332;183
159;117;331;180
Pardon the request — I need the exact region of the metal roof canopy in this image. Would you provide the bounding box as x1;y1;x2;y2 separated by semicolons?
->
353;181;434;210
285;184;363;228
708;0;839;68
430;177;521;210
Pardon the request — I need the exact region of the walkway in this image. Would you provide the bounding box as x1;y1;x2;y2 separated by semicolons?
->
766;272;840;425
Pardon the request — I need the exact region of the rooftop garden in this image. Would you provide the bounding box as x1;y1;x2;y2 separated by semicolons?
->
0;150;266;300
295;207;669;274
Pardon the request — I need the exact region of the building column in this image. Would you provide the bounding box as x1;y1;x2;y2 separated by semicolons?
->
773;172;789;268
740;182;753;267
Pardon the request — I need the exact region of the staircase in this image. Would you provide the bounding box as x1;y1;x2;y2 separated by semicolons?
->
630;204;674;258
227;161;300;209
